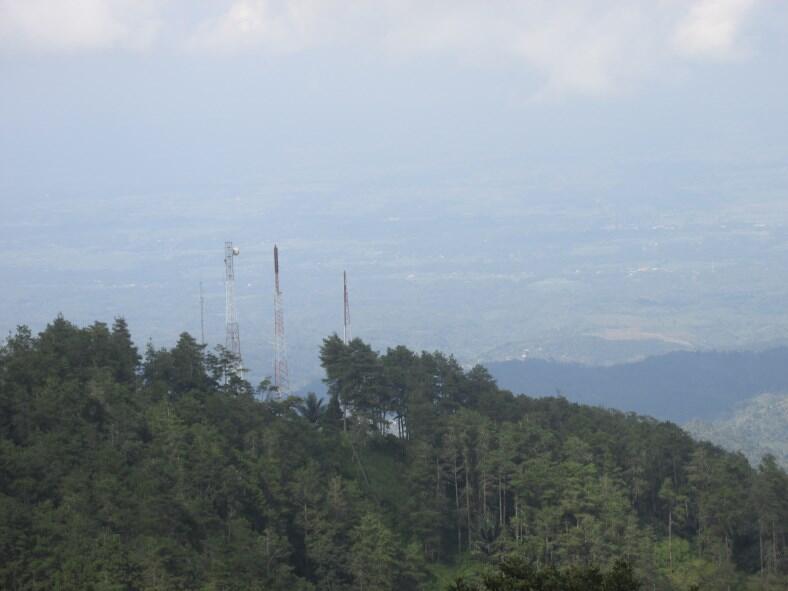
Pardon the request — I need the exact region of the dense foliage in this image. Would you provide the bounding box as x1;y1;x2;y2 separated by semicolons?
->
449;558;641;591
686;394;788;470
1;317;786;590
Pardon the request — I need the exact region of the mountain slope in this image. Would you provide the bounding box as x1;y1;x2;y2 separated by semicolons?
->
685;393;788;469
487;348;788;422
2;317;787;590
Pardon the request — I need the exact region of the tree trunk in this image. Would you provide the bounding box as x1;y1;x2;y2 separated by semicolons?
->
265;529;271;578
498;474;503;527
502;479;506;525
454;455;461;551
436;455;440;499
759;519;764;576
772;519;777;574
482;469;487;522
668;507;673;571
464;451;472;551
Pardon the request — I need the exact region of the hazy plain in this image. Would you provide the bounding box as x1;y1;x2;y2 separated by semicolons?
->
3;159;788;388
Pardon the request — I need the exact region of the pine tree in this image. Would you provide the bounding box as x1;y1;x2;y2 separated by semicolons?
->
350;514;396;591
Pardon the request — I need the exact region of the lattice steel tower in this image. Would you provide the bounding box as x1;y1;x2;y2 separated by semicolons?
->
199;281;206;346
273;245;290;398
224;242;241;366
343;271;352;345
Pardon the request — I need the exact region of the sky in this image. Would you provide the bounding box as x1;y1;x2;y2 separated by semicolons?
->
2;0;786;182
2;1;788;386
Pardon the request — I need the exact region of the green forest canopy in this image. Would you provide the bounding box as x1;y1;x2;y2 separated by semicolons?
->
0;316;786;590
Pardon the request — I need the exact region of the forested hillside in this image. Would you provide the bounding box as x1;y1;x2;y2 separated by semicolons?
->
686;394;788;470
487;349;788;422
1;317;787;590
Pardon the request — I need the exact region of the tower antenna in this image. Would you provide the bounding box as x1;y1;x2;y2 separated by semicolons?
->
224;242;242;369
343;271;352;344
199;281;205;346
273;245;290;398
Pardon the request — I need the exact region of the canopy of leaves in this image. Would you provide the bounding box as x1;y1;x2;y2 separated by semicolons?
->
0;318;786;590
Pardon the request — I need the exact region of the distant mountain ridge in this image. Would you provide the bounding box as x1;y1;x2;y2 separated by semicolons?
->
486;347;788;422
685;393;788;469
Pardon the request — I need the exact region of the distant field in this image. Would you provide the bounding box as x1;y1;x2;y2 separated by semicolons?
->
4;173;788;388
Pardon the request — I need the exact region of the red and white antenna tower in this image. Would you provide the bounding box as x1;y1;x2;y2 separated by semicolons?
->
224;241;241;368
343;271;352;344
273;245;290;398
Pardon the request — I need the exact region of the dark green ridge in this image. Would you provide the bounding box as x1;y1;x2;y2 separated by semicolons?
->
1;316;786;590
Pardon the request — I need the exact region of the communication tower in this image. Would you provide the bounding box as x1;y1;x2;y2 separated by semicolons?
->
224;242;242;367
343;271;352;344
273;245;290;398
199;281;206;346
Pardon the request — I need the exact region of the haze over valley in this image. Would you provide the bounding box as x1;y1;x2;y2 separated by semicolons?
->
4;170;788;397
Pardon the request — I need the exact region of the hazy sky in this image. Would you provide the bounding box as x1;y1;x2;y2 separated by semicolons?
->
2;0;787;187
2;1;788;384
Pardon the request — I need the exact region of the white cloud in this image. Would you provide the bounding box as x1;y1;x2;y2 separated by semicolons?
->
0;0;161;51
378;2;670;97
673;0;757;58
187;0;764;95
0;0;768;95
186;0;335;53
